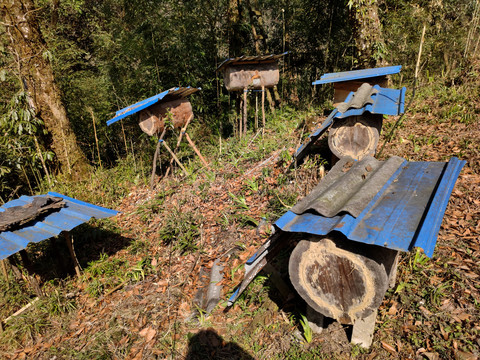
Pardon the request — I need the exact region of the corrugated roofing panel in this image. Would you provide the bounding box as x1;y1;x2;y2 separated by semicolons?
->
216;52;288;72
336;86;406;118
312;65;402;85
0;192;118;260
107;87;200;126
276;157;465;257
293;86;405;164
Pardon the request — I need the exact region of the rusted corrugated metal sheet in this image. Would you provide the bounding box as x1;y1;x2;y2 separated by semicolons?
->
0;192;118;260
107;87;200;126
312;65;402;85
216;52;288;72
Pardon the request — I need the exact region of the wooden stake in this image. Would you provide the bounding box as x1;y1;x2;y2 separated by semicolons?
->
160;140;189;177
166;114;193;177
262;86;265;135
63;232;82;277
1;260;9;284
121;119;128;154
150;128;167;188
243;88;248;136
415;24;426;79
255;93;258;130
184;132;209;169
89;108;102;168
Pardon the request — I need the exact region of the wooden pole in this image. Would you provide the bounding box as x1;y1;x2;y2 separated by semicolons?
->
160;140;189;177
150;128;167;188
243;88;248;136
238;94;243;137
255;93;258;130
89;108;102;168
166;114;193;177
184;132;209;169
63;232;82;277
121;120;128;154
1;260;9;285
261;86;265;135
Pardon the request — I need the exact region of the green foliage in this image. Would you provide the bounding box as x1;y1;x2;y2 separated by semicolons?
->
298;313;313;343
158;208;201;253
0;92;54;201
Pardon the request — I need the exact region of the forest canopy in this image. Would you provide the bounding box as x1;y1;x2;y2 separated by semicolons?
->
0;0;479;201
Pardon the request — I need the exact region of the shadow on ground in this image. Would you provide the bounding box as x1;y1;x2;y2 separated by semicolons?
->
185;328;255;360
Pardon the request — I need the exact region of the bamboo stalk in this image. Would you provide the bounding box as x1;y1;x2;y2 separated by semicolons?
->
243;88;248;136
88;108;102;168
121;120;128;154
262;86;265;135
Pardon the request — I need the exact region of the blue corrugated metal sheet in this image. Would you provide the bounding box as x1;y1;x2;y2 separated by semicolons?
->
293;86;406;164
107;87;200;126
276;156;465;258
0;192;118;260
312;65;402;85
216;52;288;72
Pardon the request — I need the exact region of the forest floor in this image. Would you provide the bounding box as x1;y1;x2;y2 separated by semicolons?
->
0;71;479;359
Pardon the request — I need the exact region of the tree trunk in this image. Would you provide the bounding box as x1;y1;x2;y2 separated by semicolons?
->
1;0;90;178
348;0;386;68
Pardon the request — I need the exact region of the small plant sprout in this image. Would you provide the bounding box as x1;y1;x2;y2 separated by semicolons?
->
299;313;313;343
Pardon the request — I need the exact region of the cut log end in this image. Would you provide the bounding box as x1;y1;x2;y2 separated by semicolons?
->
289;236;394;324
328;115;382;160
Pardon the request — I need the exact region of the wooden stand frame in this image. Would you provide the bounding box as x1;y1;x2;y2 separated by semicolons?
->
150;115;209;187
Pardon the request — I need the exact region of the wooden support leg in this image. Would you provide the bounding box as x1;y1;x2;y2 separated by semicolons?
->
150;128;167;188
166;115;193;177
7;256;22;281
261;86;265;135
255;93;258;130
1;259;9;283
63;232;82;277
351;308;378;348
161;140;189;177
183;132;209;169
243;88;248;136
13;252;43;297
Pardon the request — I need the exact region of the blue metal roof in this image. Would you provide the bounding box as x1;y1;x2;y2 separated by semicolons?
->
276;156;465;258
107;87;200;126
0;192;118;260
293;86;406;164
312;65;402;85
216;52;288;72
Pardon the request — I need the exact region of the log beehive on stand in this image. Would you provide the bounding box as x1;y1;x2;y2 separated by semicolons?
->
216;53;287;91
106;87;200;135
138;98;193;136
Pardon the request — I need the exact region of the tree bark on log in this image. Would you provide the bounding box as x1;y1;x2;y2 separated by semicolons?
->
348;0;386;68
0;0;90;178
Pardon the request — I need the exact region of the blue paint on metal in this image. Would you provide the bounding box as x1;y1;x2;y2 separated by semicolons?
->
293;109;338;163
312;65;402;85
276;157;465;257
107;87;200;126
0;192;118;260
336;86;406;118
216;52;289;72
293;85;405;164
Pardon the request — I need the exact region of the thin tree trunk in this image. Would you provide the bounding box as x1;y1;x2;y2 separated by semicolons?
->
1;0;90;178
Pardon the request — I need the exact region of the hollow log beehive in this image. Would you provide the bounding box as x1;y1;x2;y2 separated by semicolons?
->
138;98;193;136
